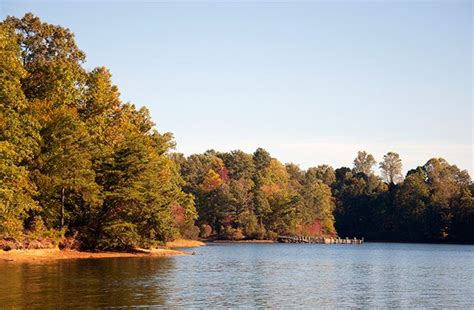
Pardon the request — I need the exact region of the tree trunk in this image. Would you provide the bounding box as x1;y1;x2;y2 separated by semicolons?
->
60;187;65;229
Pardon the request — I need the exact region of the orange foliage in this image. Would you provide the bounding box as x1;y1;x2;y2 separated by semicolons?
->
200;224;213;238
296;219;323;236
215;165;230;184
171;204;185;225
200;169;224;192
260;184;281;195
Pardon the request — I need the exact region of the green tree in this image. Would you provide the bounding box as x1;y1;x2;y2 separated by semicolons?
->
35;108;100;231
301;176;335;236
3;13;86;106
258;159;296;236
0;24;41;238
394;167;431;241
332;166;388;239
306;165;336;187
450;186;474;243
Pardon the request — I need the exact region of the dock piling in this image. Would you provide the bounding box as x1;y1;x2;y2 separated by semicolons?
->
277;235;364;244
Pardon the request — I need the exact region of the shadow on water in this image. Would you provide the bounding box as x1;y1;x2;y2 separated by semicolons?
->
0;257;176;308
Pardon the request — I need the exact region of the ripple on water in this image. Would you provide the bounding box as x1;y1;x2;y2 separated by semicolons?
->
1;243;473;308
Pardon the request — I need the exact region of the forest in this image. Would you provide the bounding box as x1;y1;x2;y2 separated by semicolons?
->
173;150;474;244
1;14;473;250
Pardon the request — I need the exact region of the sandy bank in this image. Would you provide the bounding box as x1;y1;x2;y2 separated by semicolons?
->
0;247;188;263
166;239;206;248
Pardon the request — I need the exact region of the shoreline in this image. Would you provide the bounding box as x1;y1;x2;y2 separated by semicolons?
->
0;239;207;263
0;248;190;263
208;239;275;243
165;239;206;248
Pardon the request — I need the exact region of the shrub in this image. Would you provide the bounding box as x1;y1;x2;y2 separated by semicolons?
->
220;226;244;240
97;222;140;250
265;230;278;240
199;224;213;238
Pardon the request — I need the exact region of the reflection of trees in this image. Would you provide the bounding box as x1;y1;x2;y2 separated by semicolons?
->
0;258;176;308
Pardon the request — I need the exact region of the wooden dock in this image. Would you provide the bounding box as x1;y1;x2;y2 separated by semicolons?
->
277;236;364;244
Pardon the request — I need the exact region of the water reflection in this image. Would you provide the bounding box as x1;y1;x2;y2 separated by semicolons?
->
1;258;176;308
1;243;473;308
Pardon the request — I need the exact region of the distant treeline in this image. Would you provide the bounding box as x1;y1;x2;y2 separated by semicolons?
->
1;14;473;250
171;149;337;240
173;150;474;244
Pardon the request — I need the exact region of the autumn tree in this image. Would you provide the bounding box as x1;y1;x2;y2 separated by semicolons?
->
175;150;339;240
0;14;198;250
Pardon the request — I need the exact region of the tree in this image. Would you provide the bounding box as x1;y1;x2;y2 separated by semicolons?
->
393;167;431;241
259;160;296;236
219;150;255;180
379;152;403;184
253;148;271;171
353;151;376;176
450;186;474;243
422;158;470;241
394;158;472;242
35;108;100;230
306;165;336;187
3;13;86;106
0;13;199;250
0;24;41;238
332;166;388;239
301;177;336;236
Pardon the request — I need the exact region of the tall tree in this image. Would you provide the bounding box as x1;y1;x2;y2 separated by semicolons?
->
3;13;86;106
0;24;41;238
306;165;336;187
94;131;195;249
301;176;336;236
35;108;100;230
332;166;388;239
353;151;376;176
379;152;403;184
253;148;271;171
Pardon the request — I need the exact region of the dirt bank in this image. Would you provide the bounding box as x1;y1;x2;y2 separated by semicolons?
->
166;239;206;248
0;247;188;263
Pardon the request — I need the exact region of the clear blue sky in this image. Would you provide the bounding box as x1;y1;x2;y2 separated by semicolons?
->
2;1;472;175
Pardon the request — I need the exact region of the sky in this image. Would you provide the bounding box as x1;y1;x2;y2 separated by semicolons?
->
2;0;473;175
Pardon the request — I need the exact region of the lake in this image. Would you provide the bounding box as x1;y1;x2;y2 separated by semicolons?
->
1;243;473;308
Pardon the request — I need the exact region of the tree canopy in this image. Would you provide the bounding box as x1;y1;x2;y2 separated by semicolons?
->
173;150;336;240
0;14;197;250
333;153;473;243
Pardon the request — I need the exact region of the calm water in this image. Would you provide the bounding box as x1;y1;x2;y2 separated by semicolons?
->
1;243;473;308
